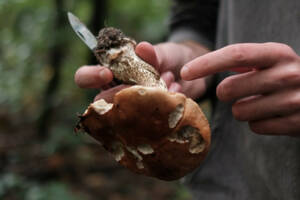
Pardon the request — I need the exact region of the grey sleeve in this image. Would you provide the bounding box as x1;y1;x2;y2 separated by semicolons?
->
168;0;219;50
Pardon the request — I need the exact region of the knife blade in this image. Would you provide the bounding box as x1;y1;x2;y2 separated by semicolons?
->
67;12;97;51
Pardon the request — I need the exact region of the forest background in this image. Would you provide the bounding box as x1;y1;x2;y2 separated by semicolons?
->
0;0;198;199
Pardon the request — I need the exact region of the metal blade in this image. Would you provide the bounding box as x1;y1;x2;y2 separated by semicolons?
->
68;12;97;50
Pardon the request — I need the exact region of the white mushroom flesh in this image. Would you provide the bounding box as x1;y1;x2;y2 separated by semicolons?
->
126;146;143;161
111;142;125;162
136;161;145;169
168;104;184;128
137;144;154;155
92;99;113;115
168;126;206;154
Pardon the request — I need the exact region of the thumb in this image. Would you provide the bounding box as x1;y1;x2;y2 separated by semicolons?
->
136;42;189;78
135;41;160;70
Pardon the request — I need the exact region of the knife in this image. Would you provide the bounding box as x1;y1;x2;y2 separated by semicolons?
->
68;12;123;86
67;12;97;51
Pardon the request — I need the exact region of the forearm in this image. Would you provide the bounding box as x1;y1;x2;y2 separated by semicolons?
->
169;0;219;50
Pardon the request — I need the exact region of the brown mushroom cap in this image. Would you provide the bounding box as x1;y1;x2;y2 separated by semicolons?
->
78;86;210;181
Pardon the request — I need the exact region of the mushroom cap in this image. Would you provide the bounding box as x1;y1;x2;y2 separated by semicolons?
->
78;86;210;181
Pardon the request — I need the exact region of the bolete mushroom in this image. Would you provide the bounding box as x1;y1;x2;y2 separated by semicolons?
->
76;27;211;181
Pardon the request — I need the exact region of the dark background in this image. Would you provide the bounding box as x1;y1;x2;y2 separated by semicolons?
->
0;0;194;199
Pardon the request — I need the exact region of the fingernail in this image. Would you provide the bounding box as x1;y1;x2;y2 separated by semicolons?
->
181;65;190;79
169;83;181;93
164;71;174;81
99;69;109;83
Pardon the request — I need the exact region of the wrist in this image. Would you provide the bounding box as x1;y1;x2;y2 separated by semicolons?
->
160;41;210;78
178;40;211;62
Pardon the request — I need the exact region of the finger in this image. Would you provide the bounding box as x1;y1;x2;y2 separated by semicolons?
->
135;41;159;69
161;71;175;88
154;43;188;76
182;42;296;80
232;87;300;121
249;111;300;137
229;66;254;73
169;82;182;93
75;65;113;88
94;85;129;103
180;78;207;99
217;64;300;102
136;42;184;75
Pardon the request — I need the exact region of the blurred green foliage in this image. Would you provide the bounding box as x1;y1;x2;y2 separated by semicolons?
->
107;0;170;41
174;184;193;200
0;0;170;114
0;173;83;200
0;0;195;200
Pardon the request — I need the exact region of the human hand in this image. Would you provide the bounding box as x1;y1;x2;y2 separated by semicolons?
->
181;42;300;137
135;41;210;99
74;64;128;103
74;41;210;102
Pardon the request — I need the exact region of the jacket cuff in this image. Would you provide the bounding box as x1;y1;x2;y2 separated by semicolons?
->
168;27;215;50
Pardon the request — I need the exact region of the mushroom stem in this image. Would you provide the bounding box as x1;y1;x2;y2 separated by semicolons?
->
93;27;167;90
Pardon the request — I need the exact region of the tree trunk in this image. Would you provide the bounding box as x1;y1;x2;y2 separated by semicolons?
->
86;0;107;100
37;0;67;140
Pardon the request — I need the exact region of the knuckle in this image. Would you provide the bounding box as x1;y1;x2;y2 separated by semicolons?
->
217;78;235;101
287;64;300;74
285;93;300;109
278;43;294;53
232;104;245;121
227;44;248;63
248;122;265;134
267;42;290;50
281;65;300;84
264;73;285;90
267;42;297;60
287;114;300;128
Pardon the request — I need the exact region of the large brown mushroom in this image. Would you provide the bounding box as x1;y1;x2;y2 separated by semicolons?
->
76;27;211;181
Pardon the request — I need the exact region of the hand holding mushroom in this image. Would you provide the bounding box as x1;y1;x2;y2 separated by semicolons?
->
75;28;211;180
